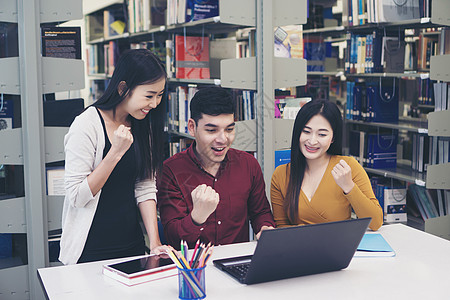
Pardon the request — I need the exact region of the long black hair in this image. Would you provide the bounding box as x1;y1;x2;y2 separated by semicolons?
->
285;99;343;223
93;49;167;180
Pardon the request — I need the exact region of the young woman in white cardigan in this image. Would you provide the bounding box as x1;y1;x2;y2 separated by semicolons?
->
59;49;170;264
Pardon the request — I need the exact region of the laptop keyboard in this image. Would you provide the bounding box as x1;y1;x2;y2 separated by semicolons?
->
225;263;250;280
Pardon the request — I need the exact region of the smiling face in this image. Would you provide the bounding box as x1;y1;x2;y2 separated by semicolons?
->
118;77;166;120
188;113;236;172
299;114;334;161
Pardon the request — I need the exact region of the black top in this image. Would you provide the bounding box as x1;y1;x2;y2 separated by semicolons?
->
78;109;144;263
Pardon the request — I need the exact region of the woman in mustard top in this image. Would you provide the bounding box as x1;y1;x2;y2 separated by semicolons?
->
270;100;383;231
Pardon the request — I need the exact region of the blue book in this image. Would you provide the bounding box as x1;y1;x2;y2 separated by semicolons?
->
186;0;219;22
367;132;397;169
275;149;291;169
355;233;396;257
366;81;399;123
371;30;384;73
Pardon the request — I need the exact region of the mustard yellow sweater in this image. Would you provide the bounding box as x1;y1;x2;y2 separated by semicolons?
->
270;155;383;231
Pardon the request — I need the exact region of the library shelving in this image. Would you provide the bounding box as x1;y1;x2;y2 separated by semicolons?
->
83;0;308;195
0;0;84;299
327;0;450;237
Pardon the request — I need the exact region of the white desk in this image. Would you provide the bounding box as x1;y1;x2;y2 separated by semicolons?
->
38;224;450;300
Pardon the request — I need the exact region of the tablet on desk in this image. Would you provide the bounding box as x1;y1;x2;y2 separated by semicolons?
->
102;254;177;286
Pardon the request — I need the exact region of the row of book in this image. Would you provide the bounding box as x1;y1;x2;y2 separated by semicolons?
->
433;82;450;111
370;177;407;223
345;80;399;123
128;0;166;33
274;96;311;120
345;28;450;75
167;86;256;134
345;30;406;74
167;0;218;25
349;130;397;169
342;0;429;26
407;184;450;221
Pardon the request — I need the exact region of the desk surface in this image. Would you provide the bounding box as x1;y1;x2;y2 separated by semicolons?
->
38;224;450;300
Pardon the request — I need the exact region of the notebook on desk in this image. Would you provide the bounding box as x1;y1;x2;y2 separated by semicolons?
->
213;217;371;285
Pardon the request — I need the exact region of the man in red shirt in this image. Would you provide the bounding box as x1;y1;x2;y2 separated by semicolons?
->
157;87;275;248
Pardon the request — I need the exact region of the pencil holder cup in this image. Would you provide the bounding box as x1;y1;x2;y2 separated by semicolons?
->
177;265;206;300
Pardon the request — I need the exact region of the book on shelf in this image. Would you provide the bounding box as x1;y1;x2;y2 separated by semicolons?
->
407;184;447;221
275;97;311;120
274;25;303;59
103;5;127;38
46;167;65;196
354;233;395;257
366;79;399;123
0;22;19;58
128;0;166;33
86;12;103;41
41;27;81;59
185;0;219;22
344;0;425;25
167;0;218;25
275;149;291;169
304;3;324;29
0;98;14;131
382;37;406;73
103;254;177;286
131;40;166;65
175;35;210;79
303;36;325;72
371;179;406;223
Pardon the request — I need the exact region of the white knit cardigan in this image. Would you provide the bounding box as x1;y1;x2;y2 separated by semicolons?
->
59;106;157;265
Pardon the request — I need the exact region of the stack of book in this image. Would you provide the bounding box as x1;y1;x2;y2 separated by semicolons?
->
346;80;399;123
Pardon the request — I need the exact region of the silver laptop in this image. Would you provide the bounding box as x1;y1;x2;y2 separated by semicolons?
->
213;218;371;284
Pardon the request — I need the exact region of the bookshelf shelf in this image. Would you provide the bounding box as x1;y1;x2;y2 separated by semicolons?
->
273;119;295;150
364;165;427;186
167;130;194;140
426;163;450;189
234;119;256;152
427;110;450;137
0;57;20;94
87;32;130;45
168;78;220;86
345;119;428;133
0;0;18;23
166;17;249;35
302;25;345;35
431;0;450;27
47;195;64;231
308;70;345;77
345;72;430;79
40;0;83;23
347;18;437;31
430;54;450;81
42;57;85;93
0;57;85;94
0;128;24;165
44;127;69;163
88;73;109;80
0;197;26;233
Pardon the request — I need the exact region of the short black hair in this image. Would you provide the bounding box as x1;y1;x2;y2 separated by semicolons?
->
190;87;235;124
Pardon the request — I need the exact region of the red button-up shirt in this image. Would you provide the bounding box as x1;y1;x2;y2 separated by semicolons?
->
157;144;275;249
